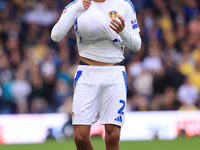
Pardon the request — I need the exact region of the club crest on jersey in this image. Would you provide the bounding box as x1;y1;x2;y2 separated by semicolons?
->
109;11;118;19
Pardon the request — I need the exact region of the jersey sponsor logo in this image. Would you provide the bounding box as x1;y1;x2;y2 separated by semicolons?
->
131;19;139;29
109;11;118;19
63;7;67;14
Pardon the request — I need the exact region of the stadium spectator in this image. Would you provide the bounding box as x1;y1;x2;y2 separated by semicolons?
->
52;79;71;108
150;87;180;111
177;77;199;111
12;70;31;113
133;70;153;98
190;60;200;90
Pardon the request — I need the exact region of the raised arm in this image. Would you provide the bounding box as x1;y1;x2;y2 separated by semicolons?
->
51;0;91;42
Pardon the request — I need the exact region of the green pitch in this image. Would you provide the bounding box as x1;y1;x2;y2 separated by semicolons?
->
0;136;199;150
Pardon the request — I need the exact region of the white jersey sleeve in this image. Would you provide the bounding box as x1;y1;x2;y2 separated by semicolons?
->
118;29;141;52
124;1;140;34
118;1;141;52
51;0;85;42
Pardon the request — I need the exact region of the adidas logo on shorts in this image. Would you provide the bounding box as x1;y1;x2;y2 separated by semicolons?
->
115;115;122;122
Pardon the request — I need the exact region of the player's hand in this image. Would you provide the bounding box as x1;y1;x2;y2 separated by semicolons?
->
82;0;91;9
109;15;125;33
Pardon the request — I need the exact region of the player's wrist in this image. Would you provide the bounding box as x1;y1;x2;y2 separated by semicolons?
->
118;28;128;37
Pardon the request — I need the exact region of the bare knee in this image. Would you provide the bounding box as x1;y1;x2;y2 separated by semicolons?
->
105;124;121;149
73;125;91;147
74;133;90;146
105;130;120;143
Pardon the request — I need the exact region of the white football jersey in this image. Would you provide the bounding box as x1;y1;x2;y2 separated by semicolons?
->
75;0;140;63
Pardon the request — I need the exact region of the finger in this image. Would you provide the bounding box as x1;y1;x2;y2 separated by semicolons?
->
83;0;91;9
112;19;121;26
83;2;91;6
118;15;125;27
110;20;119;28
84;0;91;5
109;23;121;33
109;25;117;32
84;0;91;4
111;20;123;32
84;4;90;9
83;3;91;9
83;0;91;3
111;19;123;30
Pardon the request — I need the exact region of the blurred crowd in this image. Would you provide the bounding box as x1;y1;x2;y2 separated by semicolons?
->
0;0;200;114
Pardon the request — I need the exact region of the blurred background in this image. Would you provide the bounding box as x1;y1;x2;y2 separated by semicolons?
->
0;0;200;149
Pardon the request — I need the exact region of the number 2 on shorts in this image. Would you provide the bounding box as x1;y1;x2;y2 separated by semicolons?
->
118;100;125;115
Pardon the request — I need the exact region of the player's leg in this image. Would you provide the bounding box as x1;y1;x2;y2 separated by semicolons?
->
99;66;127;150
104;124;121;150
73;125;94;150
72;66;101;150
